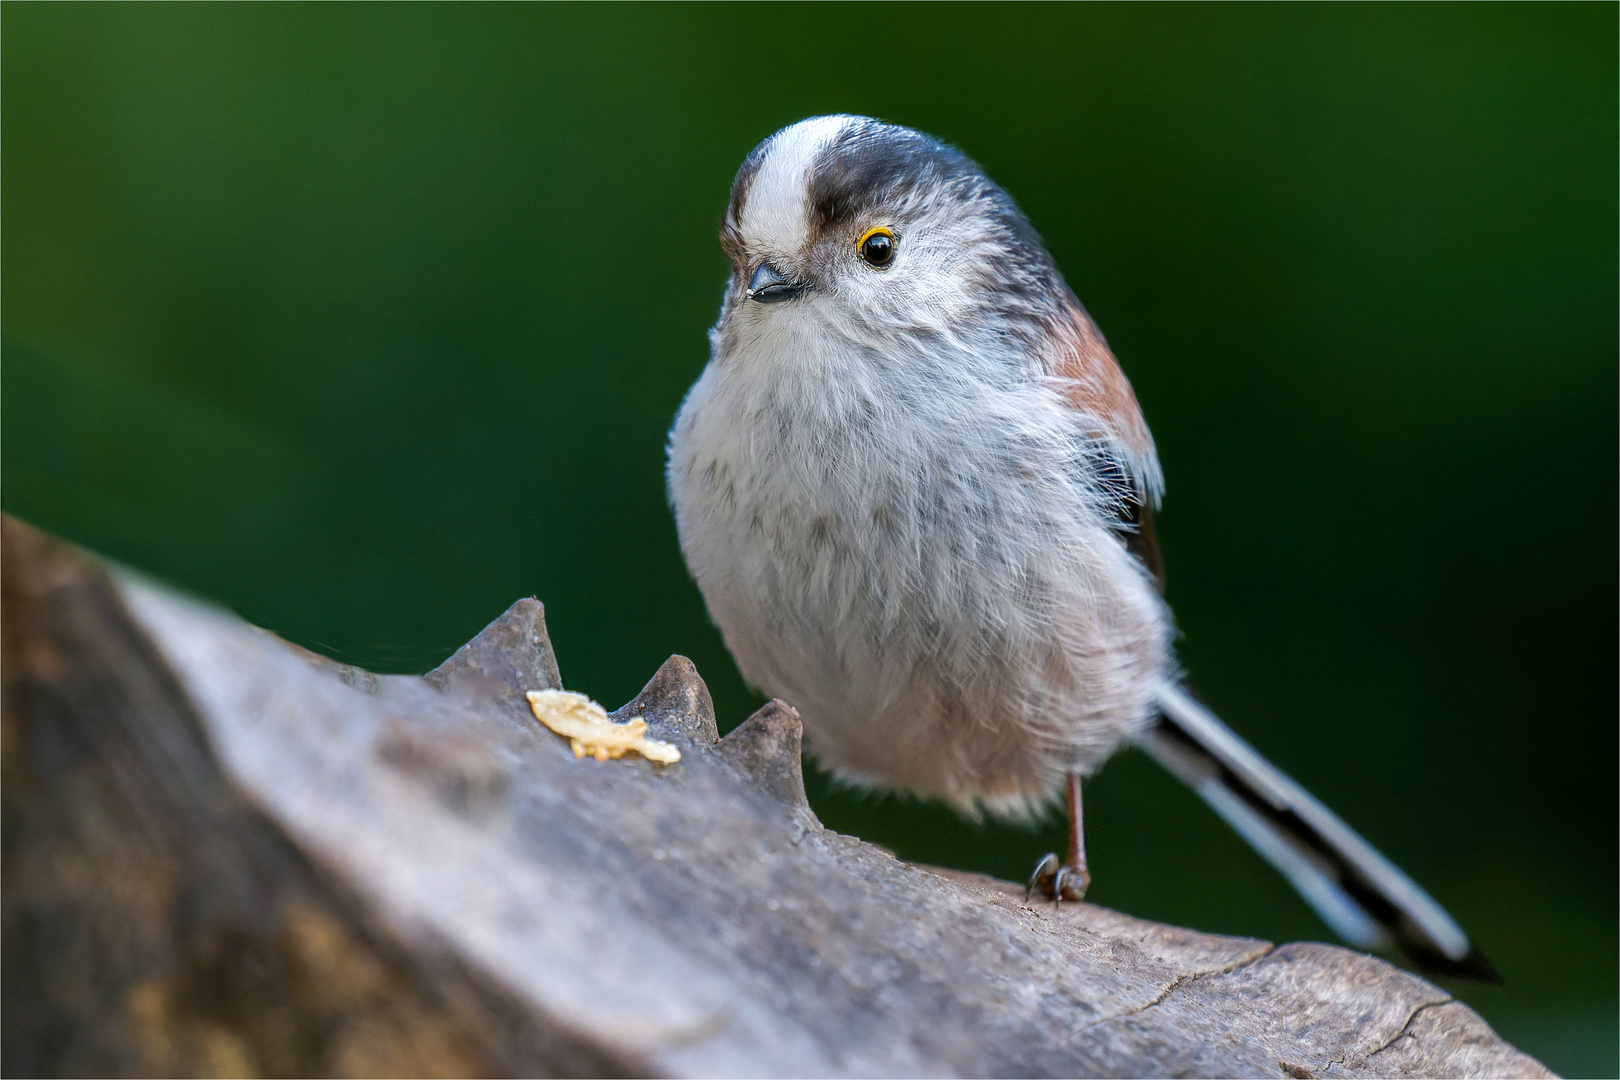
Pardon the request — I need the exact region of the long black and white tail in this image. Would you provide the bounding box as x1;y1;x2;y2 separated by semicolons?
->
1140;682;1497;980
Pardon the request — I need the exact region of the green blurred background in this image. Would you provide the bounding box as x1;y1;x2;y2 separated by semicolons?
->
4;4;1614;1073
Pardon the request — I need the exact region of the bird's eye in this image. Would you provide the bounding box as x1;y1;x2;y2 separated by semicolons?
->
857;226;896;268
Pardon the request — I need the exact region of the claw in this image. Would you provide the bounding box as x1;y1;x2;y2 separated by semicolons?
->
1026;852;1060;903
1054;862;1090;903
1026;852;1090;907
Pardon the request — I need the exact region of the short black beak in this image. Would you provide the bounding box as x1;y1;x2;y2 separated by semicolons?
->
747;261;807;304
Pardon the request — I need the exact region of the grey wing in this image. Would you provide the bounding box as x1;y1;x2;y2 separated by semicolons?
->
1141;682;1497;981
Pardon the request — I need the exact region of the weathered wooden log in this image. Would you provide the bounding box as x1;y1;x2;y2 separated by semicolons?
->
1;515;1550;1078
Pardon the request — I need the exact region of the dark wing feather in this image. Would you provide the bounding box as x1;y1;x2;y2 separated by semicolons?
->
1126;499;1164;589
1090;448;1165;589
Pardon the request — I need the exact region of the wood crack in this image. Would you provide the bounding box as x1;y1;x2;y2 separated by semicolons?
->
1365;998;1453;1059
1073;942;1278;1033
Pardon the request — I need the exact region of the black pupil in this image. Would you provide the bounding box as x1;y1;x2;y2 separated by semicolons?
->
861;232;894;266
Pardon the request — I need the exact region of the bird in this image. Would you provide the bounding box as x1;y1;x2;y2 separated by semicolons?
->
666;114;1492;979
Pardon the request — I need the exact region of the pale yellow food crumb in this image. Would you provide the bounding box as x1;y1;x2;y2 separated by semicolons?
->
525;689;681;764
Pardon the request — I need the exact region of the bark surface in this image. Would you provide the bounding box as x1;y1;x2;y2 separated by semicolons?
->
0;515;1551;1078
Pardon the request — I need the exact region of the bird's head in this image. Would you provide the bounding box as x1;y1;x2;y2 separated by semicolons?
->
714;115;1070;356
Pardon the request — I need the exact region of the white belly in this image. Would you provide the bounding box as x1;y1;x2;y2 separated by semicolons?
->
667;341;1170;818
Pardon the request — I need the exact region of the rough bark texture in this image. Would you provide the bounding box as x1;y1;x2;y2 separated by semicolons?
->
1;515;1551;1079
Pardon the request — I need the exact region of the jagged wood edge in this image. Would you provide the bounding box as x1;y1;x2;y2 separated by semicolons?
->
0;514;1554;1079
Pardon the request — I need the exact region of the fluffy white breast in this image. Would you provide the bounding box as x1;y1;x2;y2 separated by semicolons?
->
669;321;1172;817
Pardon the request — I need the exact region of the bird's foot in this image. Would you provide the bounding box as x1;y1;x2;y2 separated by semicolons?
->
1025;852;1090;906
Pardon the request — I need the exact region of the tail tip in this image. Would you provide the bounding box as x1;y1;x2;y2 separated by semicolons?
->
1411;943;1502;984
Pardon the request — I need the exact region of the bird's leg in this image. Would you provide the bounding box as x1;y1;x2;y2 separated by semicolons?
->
1025;774;1091;905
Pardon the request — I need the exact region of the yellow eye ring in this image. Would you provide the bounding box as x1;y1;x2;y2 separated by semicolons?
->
857;226;897;267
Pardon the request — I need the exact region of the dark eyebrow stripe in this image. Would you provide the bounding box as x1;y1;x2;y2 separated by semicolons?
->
807;120;981;233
